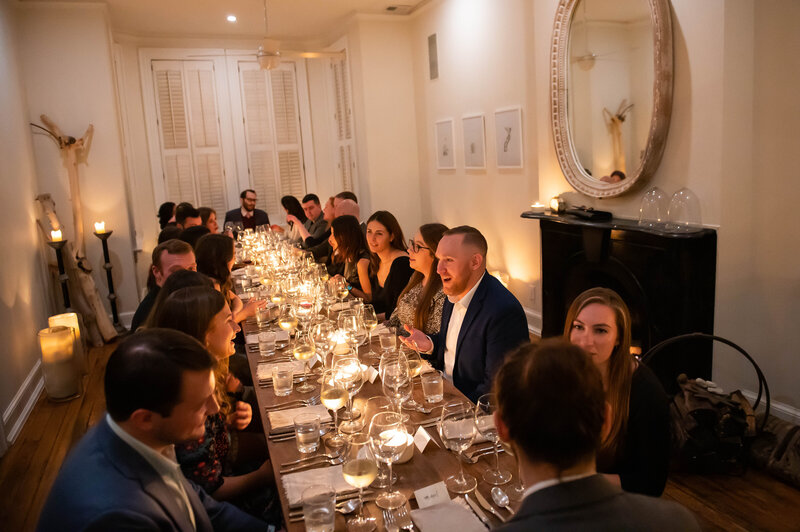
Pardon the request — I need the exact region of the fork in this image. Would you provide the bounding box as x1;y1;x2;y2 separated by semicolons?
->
383;509;400;532
264;396;320;411
395;504;415;530
281;451;341;467
280;455;344;473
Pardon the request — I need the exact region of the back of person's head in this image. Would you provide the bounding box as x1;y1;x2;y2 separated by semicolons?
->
367;210;407;253
198;206;216;226
195;233;234;287
157;201;175;229
175;202;199;226
281;195;307;223
444;225;488;259
302;193;320;205
179;225;211;249
157;225;182;244
334;191;358;203
144;270;214;329
495;338;606;471
335;198;360;219
105;328;215;421
331;215;366;262
149;285;226;343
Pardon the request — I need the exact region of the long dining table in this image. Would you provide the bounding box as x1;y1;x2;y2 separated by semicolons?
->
242;315;521;531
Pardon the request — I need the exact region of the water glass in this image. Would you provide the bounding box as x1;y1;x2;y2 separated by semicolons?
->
294;412;321;453
272;364;294;397
302;484;335;532
379;329;396;352
255;305;271;327
258;331;277;355
421;369;444;403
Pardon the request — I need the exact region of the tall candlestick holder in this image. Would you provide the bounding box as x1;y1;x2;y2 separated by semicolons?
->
93;231;126;332
46;239;71;311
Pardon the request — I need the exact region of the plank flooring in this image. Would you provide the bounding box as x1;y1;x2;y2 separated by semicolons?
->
1;341;799;531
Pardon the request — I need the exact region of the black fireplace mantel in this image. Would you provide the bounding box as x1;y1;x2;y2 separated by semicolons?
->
522;210;717;392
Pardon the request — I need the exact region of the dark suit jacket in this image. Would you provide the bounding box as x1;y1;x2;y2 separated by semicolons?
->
493;474;699;532
223;207;270;227
37;418;264;532
430;273;528;402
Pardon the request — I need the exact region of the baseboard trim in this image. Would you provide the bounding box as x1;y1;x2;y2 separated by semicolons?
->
2;360;44;447
741;389;800;426
523;306;542;337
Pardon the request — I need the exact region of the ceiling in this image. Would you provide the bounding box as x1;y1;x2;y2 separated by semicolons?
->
21;0;428;42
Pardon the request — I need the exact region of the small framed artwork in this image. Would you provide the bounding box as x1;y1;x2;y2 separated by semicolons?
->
462;114;486;169
494;106;523;168
435;119;455;170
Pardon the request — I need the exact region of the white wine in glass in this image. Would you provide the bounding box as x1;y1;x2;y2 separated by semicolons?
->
293;331;316;393
341;432;378;531
320;370;347;449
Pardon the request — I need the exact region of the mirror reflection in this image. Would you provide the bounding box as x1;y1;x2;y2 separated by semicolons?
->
568;0;654;184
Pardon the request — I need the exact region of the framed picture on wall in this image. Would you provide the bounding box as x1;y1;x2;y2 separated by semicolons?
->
494;106;523;168
435;119;455;170
462;114;486;169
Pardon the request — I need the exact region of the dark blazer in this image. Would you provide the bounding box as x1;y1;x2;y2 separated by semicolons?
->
430;273;528;402
493;474;700;532
37;418;264;532
223;207;270;227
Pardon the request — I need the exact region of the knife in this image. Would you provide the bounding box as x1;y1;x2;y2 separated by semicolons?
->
473;489;506;522
463;493;490;527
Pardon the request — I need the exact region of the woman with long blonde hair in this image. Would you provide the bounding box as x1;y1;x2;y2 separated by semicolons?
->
563;287;670;496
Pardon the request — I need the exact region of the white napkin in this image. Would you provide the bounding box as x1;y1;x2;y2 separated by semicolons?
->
247;329;290;345
373;323;391;336
246;333;259;345
267;404;332;431
329;302;350;312
410;499;486;532
256;360;307;381
441;418;489;444
281;465;354;507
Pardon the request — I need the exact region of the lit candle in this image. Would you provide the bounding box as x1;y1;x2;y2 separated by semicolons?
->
48;313;87;375
38;326;80;400
529;202;546;214
51;230;62;242
94;221;106;234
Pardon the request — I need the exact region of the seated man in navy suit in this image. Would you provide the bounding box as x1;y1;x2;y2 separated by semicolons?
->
403;225;528;402
492;339;699;531
224;189;270;230
37;329;265;532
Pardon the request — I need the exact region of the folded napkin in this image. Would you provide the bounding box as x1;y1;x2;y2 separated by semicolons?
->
256;360;308;381
329;302;351;312
410;499;486;532
440;418;489;444
281;464;354;507
247;329;289;345
267;404;332;432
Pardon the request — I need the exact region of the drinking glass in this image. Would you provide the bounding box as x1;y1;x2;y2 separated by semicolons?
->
258;331;276;356
311;321;335;368
302;484;335;532
438;400;477;493
379;328;396;352
369;412;409;509
338;310;358;333
292;330;317;394
341;432;378;531
503;440;526;501
400;347;422;409
334;358;364;431
379;351;410;413
278;304;299;347
294;412;321;453
363;397;396;488
331;276;349;307
420;369;444;403
271;364;293;397
475;393;512;485
319;369;347;449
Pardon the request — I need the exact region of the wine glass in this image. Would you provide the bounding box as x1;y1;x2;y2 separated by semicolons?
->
363;397;396;488
400;347;422;410
330;276;349;307
311;320;335;368
334;358;364;433
503;439;526;501
319;370;347;449
379;352;410;413
475;393;512;485
361;305;380;361
438;400;477;493
341;432;378;531
292;330;316;394
278;304;298;347
368;411;409;509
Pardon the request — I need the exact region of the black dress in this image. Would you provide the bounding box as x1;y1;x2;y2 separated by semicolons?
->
370;256;414;317
599;363;671;496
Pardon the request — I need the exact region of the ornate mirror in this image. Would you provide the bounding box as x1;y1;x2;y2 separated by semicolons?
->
551;0;673;198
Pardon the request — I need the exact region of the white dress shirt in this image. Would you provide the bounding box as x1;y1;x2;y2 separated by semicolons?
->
106;414;197;529
443;272;486;379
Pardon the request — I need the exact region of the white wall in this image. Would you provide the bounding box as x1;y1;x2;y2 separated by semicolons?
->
17;3;139;317
0;0;53;451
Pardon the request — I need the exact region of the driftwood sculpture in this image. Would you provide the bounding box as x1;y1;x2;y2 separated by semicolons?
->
603;99;634;175
31;116;117;345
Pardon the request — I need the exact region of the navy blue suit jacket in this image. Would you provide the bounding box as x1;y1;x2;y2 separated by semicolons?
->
224;208;270;227
37;418;265;532
430;273;529;402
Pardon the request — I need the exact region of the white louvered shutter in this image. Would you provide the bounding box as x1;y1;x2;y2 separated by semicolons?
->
330;56;357;192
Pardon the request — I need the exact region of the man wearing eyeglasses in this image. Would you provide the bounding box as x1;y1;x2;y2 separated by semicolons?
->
402;225;529;402
224;189;270;231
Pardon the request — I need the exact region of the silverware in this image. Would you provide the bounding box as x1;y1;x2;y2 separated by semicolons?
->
490;486;514;516
287;496;365;522
268;423;332;441
395;504;415;530
463;493;491;527
264;396;320;411
281;451;341;467
473;489;506;523
383;509;400;532
279;455;343;473
461;445;506;464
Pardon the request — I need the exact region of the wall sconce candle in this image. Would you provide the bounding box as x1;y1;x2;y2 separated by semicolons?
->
50;229;62;242
38;326;80;401
93;221;106;234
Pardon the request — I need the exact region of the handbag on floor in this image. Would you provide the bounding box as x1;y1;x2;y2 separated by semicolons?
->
642;333;770;475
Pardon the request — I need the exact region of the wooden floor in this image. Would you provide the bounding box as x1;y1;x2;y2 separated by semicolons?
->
1;342;799;531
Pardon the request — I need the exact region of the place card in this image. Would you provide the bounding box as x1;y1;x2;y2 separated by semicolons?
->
414;481;450;509
361;364;379;383
414;426;435;452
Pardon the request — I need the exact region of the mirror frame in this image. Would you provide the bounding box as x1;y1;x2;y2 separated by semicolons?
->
551;0;673;198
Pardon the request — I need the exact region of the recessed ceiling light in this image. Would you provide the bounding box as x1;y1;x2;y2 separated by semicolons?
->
226;14;237;22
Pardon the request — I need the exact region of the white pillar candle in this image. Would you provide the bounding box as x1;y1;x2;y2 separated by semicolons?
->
48;312;87;375
38;326;80;400
93;221;106;233
50;230;62;242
